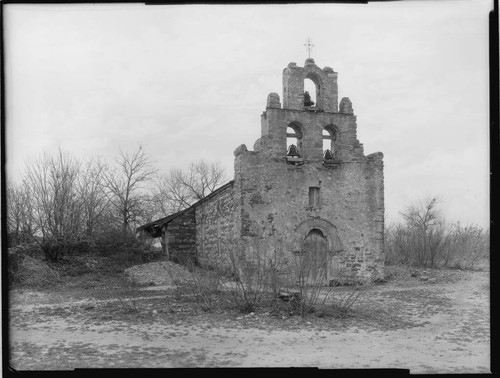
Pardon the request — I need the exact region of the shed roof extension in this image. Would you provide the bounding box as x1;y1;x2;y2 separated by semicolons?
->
136;180;235;237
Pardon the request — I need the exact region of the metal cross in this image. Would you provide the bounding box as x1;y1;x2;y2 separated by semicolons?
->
304;38;314;59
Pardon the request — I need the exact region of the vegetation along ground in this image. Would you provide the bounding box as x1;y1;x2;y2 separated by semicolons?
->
9;254;490;373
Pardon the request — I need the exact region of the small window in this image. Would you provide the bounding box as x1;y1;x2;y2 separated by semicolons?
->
309;187;320;207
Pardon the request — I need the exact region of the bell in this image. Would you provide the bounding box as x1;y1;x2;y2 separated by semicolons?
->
323;149;334;160
287;144;300;157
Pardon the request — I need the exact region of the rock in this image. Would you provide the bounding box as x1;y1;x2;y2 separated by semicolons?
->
277;291;301;302
428;278;437;283
124;261;193;286
420;276;429;281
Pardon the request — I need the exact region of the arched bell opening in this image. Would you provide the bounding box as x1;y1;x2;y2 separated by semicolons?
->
323;124;339;161
304;72;323;110
286;122;304;158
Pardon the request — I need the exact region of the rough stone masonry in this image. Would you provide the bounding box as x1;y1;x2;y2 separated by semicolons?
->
138;58;384;283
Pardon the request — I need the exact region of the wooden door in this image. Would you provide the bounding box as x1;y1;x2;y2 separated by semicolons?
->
302;229;328;286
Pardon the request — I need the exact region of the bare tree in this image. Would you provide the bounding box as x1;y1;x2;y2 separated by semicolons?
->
401;197;441;230
76;157;110;238
152;171;192;216
22;149;84;260
102;145;157;236
179;160;226;201
153;160;226;217
6;181;37;246
399;196;445;267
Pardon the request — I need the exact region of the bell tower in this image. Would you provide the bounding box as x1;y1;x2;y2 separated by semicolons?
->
282;59;339;112
233;51;385;283
256;56;362;165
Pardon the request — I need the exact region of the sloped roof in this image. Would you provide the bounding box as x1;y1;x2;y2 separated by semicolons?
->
136;180;234;237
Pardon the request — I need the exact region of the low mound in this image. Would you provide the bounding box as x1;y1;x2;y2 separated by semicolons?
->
9;252;60;288
124;261;193;286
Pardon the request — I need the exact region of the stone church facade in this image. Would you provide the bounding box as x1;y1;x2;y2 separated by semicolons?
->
139;58;384;283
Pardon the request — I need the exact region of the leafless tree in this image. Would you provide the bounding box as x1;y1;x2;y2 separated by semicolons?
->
152;160;226;217
391;196;448;267
152;171;192;216
22;149;84;260
102;145;157;236
76;157;110;238
179;160;226;201
401;197;441;231
6;181;37;246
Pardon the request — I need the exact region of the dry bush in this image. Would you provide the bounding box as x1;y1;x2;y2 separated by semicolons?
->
278;255;369;316
9;253;60;288
386;221;489;270
167;239;271;313
385;197;489;270
442;223;489;270
170;237;368;316
383;264;412;280
169;265;226;311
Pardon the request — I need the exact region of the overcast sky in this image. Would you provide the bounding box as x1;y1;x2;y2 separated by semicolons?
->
4;1;492;228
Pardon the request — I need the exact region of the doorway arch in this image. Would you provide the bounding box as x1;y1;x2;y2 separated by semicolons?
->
292;218;344;285
301;228;328;285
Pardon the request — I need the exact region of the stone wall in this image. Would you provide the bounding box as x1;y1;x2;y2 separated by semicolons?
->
234;150;384;282
164;207;196;265
195;182;236;269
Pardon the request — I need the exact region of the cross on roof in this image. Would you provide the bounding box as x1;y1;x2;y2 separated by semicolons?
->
304;37;314;59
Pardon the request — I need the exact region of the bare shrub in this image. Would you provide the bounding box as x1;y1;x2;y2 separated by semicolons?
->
442;223;489;270
94;230;151;266
385;197;490;270
224;239;277;313
383;263;412;280
171;237;368;317
282;254;368;316
165;238;285;313
169;265;226;311
9;252;60;288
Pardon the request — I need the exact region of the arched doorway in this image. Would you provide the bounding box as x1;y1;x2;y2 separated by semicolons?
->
301;228;328;286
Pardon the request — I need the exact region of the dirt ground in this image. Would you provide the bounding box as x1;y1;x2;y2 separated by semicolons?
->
8;265;490;373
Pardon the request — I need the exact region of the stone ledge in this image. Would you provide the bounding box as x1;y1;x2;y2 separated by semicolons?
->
323;159;341;167
286;156;304;165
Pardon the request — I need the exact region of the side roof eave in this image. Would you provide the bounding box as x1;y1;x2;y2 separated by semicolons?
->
136;180;235;234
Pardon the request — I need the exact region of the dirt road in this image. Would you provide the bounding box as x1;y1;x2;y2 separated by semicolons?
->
9;269;490;372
